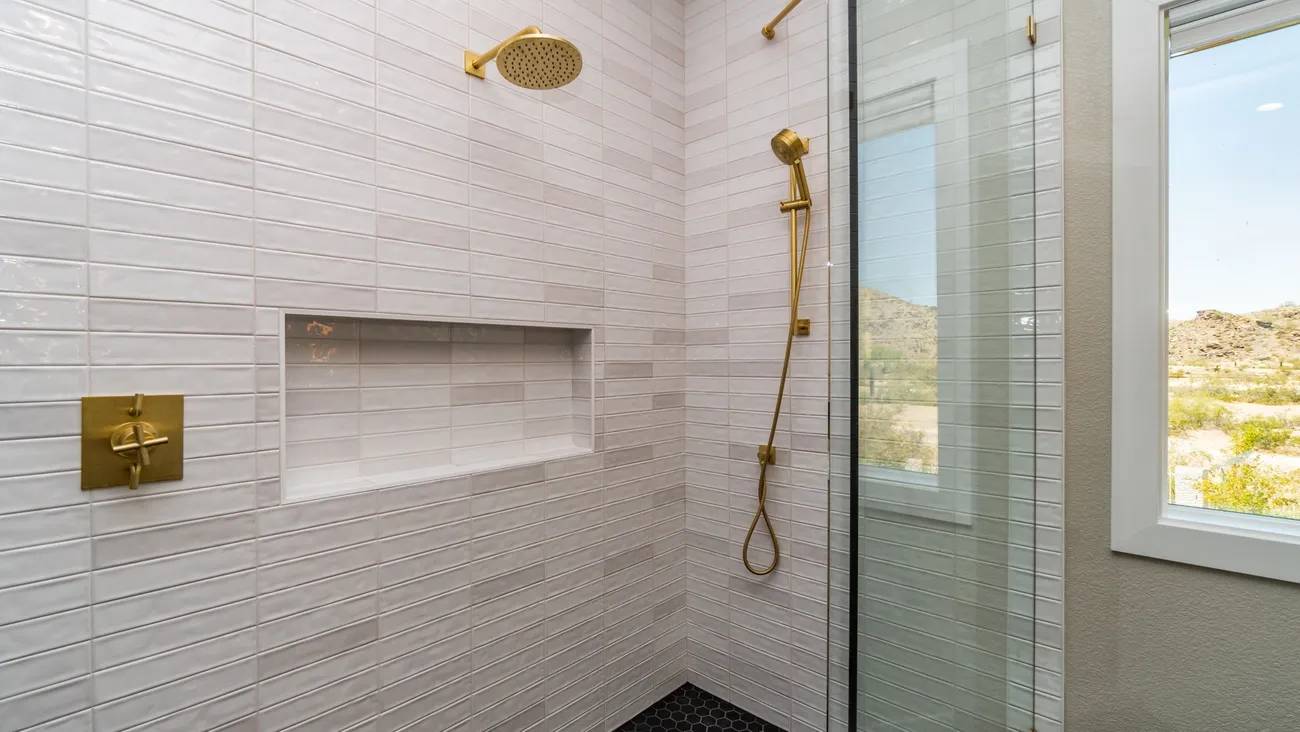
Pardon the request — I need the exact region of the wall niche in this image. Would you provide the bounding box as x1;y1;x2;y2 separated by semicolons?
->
281;312;594;501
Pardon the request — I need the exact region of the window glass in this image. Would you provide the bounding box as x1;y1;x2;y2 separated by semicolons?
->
1167;21;1300;519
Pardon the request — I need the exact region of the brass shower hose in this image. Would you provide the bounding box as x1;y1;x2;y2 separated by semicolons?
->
742;167;812;576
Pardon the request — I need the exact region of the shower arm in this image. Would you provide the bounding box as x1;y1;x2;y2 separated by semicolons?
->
761;0;803;39
465;25;541;77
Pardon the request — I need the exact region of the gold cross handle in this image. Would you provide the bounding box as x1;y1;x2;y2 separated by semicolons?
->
110;422;170;488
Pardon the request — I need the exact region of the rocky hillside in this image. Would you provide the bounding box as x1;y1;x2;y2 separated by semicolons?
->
859;288;937;359
1169;306;1300;363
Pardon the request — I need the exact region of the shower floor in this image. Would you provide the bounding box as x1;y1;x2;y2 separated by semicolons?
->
618;684;785;732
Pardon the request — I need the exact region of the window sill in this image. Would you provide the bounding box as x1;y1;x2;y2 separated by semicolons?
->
1113;502;1300;584
858;464;973;526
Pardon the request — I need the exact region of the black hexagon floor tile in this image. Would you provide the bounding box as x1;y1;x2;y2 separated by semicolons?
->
618;684;785;732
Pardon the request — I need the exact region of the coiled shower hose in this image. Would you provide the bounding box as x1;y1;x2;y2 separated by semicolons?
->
742;169;812;576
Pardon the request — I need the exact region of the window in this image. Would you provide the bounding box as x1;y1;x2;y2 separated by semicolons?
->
858;84;939;479
856;43;976;524
1113;0;1300;582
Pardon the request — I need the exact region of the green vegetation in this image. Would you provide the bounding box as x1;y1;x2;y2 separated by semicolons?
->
861;345;937;405
1193;383;1300;404
1228;417;1296;455
1167;395;1232;435
1192;461;1299;518
859;401;936;473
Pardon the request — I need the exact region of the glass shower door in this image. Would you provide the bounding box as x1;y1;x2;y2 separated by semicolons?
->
828;0;1049;729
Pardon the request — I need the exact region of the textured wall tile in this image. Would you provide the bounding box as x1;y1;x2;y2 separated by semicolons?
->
0;0;689;729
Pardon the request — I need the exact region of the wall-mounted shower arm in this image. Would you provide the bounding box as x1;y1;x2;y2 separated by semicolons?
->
761;0;803;39
465;26;540;78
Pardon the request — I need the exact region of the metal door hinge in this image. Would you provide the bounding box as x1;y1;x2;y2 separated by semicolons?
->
1026;15;1038;45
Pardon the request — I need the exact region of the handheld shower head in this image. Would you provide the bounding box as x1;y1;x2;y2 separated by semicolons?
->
771;128;810;165
771;128;811;206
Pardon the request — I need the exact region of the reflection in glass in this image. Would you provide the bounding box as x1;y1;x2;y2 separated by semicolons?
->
859;118;938;475
835;6;1041;729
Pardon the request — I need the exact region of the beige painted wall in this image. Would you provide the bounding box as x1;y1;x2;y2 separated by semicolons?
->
1063;1;1300;728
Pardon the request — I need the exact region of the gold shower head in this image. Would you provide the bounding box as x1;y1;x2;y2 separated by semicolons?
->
771;128;810;165
772;128;811;206
465;26;582;90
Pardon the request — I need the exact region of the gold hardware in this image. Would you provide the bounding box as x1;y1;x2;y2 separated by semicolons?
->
743;129;814;577
761;0;803;39
464;25;582;89
466;26;539;79
773;130;811;218
82;393;183;491
1027;15;1037;45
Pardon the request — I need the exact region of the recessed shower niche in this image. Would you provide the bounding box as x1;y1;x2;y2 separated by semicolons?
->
280;313;594;501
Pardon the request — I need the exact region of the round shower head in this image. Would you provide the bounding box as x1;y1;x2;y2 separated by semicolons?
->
496;33;583;90
771;128;810;165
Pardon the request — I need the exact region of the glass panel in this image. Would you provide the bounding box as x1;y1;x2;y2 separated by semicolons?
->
826;0;854;728
1166;20;1300;521
829;0;1041;729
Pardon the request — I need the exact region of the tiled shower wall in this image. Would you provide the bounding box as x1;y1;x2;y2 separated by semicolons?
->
683;1;833;730
681;2;1064;732
0;0;689;729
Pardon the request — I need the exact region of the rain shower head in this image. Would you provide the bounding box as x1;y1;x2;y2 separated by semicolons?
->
496;33;582;89
465;26;582;90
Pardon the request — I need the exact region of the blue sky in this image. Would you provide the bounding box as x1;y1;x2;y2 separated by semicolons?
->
857;124;938;305
1168;23;1300;319
854;24;1299;317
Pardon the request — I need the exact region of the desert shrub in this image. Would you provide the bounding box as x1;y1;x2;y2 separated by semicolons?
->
1229;417;1295;454
859;402;936;473
1168;367;1187;379
1194;383;1300;404
1193;461;1298;516
1241;385;1300;404
862;345;937;405
1167;395;1232;435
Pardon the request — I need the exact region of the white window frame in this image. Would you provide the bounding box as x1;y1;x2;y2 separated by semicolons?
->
1111;0;1300;583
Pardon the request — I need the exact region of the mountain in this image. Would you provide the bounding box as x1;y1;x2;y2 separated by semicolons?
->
1169;306;1300;362
858;288;937;359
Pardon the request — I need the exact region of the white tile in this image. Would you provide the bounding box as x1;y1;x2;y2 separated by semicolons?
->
88;264;252;305
0;105;85;154
88;26;250;97
0;1;698;729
